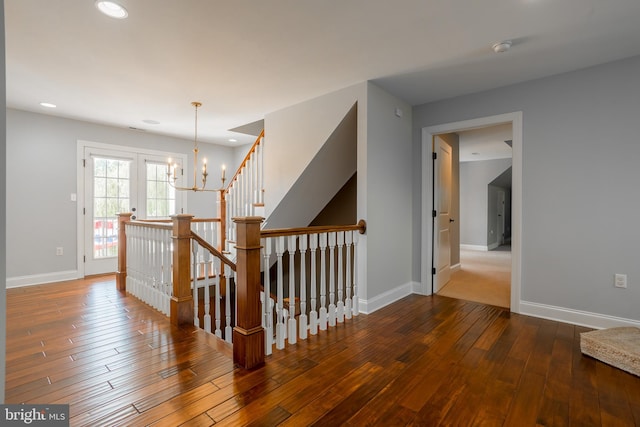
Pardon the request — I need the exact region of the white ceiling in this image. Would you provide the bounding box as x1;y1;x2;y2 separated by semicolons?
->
6;0;640;146
458;123;513;162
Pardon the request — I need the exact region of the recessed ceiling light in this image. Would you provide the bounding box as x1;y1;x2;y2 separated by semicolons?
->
492;40;512;53
229;139;237;143
39;102;57;108
95;1;128;19
471;152;480;155
142;119;160;125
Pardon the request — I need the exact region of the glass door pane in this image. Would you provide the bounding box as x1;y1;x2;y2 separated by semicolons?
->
92;157;131;258
145;161;176;219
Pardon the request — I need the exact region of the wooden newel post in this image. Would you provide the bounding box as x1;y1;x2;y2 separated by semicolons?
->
116;212;133;292
233;216;265;369
171;214;195;326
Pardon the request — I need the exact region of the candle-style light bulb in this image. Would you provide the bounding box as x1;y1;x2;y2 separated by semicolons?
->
221;164;226;180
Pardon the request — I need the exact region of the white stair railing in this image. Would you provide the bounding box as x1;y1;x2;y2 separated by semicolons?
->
224;131;264;250
125;221;173;315
190;233;236;343
260;221;365;354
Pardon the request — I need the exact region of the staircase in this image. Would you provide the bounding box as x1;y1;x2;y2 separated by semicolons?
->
118;111;364;369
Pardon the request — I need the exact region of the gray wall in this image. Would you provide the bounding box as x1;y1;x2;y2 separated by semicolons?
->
413;55;640;321
1;0;7;401
459;158;511;247
6;109;237;282
365;82;413;301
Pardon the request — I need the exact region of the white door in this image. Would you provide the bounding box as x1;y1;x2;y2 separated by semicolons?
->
434;136;453;292
83;148;184;276
84;148;137;276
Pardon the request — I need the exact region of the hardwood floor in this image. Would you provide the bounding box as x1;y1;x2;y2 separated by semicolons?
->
6;276;640;426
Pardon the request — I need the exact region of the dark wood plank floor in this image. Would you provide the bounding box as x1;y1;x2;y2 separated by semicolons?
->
6;276;640;426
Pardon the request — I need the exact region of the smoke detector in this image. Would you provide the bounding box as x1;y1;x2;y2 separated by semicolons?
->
492;41;512;53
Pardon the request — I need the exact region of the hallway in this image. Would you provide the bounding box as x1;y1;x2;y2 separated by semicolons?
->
438;246;511;308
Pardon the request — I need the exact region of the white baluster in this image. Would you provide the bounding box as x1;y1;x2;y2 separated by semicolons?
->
261;291;274;356
298;235;308;340
214;262;222;338
148;228;154;306
143;227;148;302
192;240;199;327
275;236;286;349
262;238;274;351
287;235;297;345
345;231;353;319
151;228;157;307
247;156;254;215
353;232;360;316
164;228;172;315
267;296;274;354
309;234;318;335
328;232;337;327
154;228;162;311
319;233;328;331
224;263;232;343
336;231;345;323
226;188;233;244
203;250;212;333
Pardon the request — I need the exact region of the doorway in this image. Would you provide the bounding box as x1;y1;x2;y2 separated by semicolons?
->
421;112;522;313
77;141;187;276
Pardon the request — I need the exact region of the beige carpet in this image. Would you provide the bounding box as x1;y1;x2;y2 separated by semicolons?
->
437;246;511;308
581;327;640;377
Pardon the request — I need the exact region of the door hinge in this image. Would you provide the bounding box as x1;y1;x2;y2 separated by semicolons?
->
82;159;86;167
181;208;184;214
432;210;437;218
432;267;436;275
83;255;86;263
432;152;437;160
83;207;86;215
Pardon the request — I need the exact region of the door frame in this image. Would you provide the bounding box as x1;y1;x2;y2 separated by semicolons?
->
420;112;522;313
76;140;187;278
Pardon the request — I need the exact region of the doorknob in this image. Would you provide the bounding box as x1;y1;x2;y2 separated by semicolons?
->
449;218;455;223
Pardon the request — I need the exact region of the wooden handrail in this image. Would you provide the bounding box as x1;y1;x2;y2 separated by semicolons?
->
260;219;366;239
224;129;264;194
190;232;236;271
128;220;172;230
136;217;221;224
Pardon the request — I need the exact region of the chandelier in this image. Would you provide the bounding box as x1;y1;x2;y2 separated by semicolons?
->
167;102;226;192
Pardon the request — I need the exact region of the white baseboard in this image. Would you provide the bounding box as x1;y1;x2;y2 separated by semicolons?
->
460;244;488;251
488;242;499;250
520;300;640;330
450;263;461;273
359;282;415;314
6;270;80;288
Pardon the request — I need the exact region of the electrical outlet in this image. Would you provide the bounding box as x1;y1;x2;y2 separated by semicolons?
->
56;247;63;256
614;273;627;288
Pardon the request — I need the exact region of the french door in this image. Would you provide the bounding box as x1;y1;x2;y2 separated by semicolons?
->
82;145;184;276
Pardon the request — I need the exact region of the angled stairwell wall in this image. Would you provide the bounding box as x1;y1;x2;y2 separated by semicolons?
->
264;103;357;229
263;81;414;314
